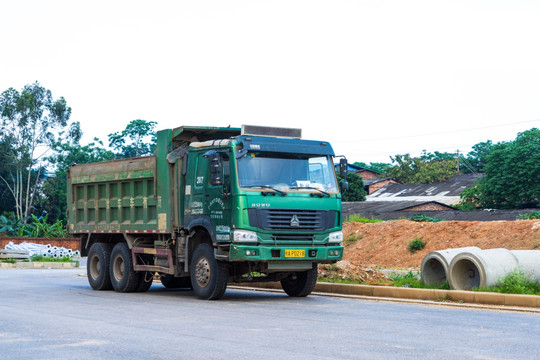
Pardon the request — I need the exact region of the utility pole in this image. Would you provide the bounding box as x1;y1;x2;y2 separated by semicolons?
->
456;150;460;172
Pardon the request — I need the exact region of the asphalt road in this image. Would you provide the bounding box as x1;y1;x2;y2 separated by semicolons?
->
1;268;539;360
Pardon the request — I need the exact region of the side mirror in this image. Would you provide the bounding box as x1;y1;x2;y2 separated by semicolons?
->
340;181;349;193
339;158;348;179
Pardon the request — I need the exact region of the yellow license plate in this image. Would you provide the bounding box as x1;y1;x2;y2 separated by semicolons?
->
285;249;305;258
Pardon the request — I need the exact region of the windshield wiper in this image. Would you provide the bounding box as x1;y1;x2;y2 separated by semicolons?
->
244;185;287;196
290;186;330;197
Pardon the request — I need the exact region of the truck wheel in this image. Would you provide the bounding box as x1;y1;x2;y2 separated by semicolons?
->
110;242;140;293
190;243;228;300
87;242;113;290
135;272;154;292
280;264;318;297
160;274;192;289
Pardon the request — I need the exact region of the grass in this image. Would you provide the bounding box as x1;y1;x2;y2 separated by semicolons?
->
30;255;77;263
345;214;383;223
343;233;363;246
474;269;540;295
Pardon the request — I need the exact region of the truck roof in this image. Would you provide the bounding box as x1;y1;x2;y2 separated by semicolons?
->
170;126;241;143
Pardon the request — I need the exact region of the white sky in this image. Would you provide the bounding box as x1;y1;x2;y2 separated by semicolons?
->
1;0;540;164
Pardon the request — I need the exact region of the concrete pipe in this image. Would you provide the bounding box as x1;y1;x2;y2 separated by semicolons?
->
506;250;540;282
420;247;481;287
448;248;521;290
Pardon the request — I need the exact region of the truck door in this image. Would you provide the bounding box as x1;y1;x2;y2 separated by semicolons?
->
187;150;232;244
205;151;233;243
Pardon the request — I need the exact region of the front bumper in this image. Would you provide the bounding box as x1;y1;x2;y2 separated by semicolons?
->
228;244;344;262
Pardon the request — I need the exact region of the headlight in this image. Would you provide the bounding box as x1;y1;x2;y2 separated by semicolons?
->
328;231;343;243
233;229;258;243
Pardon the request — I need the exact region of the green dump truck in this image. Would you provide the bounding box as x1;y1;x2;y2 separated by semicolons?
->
68;125;347;299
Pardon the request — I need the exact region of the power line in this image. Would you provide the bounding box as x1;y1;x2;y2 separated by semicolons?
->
340;118;540;143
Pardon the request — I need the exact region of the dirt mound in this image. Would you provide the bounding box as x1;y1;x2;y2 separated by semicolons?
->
342;219;540;270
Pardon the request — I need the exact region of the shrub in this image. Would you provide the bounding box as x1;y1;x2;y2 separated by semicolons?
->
518;211;540;220
411;214;444;222
408;237;426;253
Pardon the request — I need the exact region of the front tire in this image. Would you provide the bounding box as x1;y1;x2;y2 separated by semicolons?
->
190;244;229;300
110;242;140;293
280;263;318;297
87;242;113;290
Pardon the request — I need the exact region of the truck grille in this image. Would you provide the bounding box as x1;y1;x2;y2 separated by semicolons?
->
272;233;314;241
248;209;337;231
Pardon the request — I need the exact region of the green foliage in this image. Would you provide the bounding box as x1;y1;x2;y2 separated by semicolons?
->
345;214;383;223
411;214;444;222
338;172;367;202
389;271;422;288
475;128;540;209
463;140;494;173
353;161;392;174
0;212;67;238
518;211;540;220
496;269;540;295
456;185;482;210
389;271;450;289
108;119;157;158
385;153;459;184
30;254;76;263
476;270;540;295
407;237;426;253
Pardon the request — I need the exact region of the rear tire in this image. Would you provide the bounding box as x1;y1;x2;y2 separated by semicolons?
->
280;263;318;297
110;242;140;293
160;274;192;289
190;243;228;300
87;242;113;290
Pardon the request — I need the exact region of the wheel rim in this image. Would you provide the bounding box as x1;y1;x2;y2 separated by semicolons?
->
112;255;125;282
195;257;211;288
89;255;101;280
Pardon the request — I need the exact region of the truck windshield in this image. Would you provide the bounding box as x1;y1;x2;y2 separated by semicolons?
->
237;152;339;194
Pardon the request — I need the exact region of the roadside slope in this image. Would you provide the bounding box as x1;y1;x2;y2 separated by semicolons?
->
342;219;540;269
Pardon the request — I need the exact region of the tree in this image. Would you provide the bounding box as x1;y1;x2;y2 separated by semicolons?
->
0;82;74;220
339;173;366;202
474;128;540;209
0;137;16;214
353;161;392;174
385;153;459;184
108;119;157;158
462;140;495;173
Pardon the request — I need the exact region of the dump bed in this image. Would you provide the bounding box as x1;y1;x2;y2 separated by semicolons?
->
67;156;167;234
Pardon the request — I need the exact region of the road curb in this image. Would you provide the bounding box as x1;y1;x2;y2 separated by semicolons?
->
235;281;540;310
0;261;80;269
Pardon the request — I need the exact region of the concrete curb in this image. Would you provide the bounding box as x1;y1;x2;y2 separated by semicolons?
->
236;281;540;310
0;261;80;269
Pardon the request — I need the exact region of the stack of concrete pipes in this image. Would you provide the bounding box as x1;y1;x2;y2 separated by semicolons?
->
4;241;80;258
421;247;540;290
